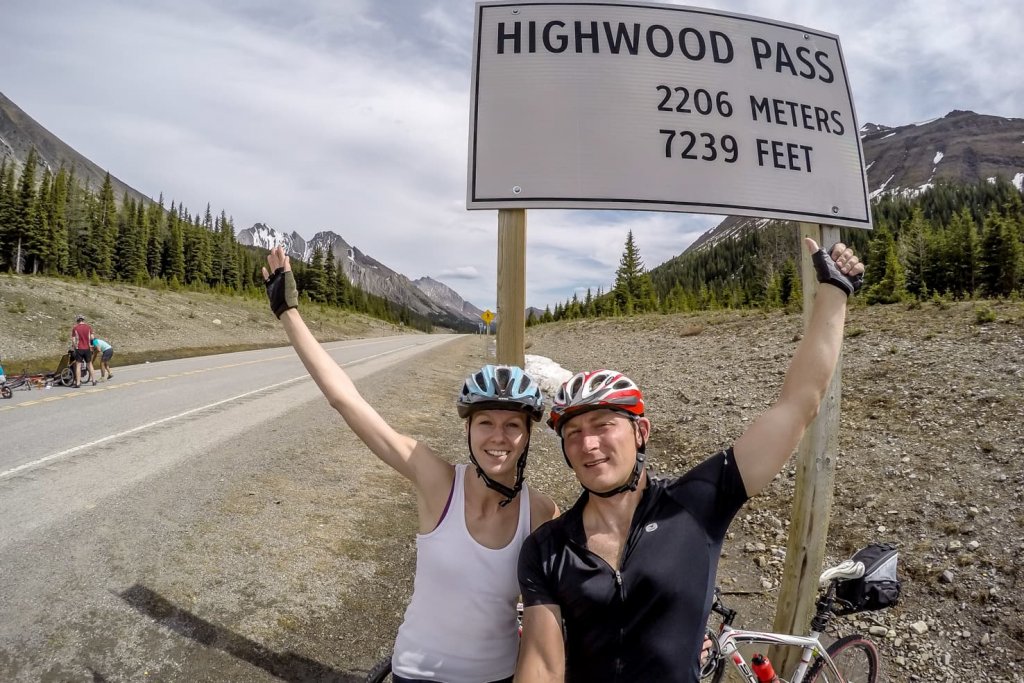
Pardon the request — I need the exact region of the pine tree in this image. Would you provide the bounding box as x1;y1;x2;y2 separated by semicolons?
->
899;208;931;298
866;239;906;304
323;253;338;305
779;259;798;306
308;246;326;302
763;270;782;310
979;209;1022;297
147;195;165;278
206;204;223;286
945;208;979;298
335;261;352;307
132;200;149;282
863;225;894;290
10;147;41;273
48;167;71;274
87;174;118;277
25;168;53;273
183;214;212;285
0;160;16;269
219;211;239;289
64;171;92;276
165;202;186;284
114;198;140;281
613;230;659;314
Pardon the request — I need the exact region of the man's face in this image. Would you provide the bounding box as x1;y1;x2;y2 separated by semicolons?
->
561;409;650;491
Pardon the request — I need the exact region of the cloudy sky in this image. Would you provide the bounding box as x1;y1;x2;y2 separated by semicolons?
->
2;0;1021;310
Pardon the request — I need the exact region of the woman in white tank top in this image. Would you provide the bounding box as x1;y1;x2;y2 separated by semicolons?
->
262;247;559;683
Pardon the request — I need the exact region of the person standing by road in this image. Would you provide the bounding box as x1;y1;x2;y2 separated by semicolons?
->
262;246;559;683
70;314;97;387
515;240;865;683
91;337;114;381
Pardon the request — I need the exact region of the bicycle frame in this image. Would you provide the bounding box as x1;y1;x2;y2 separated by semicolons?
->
715;624;842;682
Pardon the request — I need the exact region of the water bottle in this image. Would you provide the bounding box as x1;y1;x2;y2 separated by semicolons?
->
751;653;780;683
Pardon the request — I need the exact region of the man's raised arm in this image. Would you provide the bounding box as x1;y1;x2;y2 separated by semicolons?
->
733;238;864;496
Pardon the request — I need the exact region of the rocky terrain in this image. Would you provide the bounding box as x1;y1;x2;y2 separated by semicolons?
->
2;274;1022;682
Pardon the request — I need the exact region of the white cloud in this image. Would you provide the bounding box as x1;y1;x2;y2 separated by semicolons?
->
2;0;1021;311
437;266;481;280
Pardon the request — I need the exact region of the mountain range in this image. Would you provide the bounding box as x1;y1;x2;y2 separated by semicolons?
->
684;110;1024;254
0;91;147;206
3;89;1022;313
236;225;485;328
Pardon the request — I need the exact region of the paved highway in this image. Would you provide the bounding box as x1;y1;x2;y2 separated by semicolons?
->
0;334;462;682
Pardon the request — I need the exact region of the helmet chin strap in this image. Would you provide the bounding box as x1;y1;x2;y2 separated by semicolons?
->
467;425;530;507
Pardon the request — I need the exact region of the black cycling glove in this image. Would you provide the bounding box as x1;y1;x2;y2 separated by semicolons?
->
812;244;863;297
264;267;299;318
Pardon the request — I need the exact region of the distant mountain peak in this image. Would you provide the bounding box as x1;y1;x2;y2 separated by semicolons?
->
413;276;484;321
237;224;481;330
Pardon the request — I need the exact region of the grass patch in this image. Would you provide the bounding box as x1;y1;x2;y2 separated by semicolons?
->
974;304;996;324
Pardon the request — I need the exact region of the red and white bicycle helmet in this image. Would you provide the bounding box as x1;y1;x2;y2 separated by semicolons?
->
547;369;645;436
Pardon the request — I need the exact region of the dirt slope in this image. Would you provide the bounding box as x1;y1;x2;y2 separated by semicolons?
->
0;273;407;373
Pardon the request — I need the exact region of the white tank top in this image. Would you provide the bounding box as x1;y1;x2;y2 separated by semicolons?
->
392;463;530;683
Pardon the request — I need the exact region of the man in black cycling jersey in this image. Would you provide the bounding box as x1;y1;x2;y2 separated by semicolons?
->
515;240;864;683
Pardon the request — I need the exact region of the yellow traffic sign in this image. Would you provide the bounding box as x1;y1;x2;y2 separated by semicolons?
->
481;309;495;325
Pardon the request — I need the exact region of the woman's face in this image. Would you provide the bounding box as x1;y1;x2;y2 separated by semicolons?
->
467;409;530;482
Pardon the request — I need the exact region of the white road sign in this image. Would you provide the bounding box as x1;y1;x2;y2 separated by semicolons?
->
467;1;872;229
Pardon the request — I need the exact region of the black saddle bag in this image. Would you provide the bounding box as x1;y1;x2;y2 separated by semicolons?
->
835;542;901;614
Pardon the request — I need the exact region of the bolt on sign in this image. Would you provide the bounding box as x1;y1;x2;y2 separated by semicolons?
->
467;1;872;229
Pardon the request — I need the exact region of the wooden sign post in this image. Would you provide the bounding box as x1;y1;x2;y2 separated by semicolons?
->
769;223;843;673
468;8;868;666
495;209;526;367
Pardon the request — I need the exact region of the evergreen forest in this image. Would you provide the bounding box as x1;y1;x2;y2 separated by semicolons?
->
529;178;1024;325
0;150;434;332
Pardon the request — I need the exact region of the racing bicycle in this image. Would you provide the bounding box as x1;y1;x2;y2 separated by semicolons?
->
702;559;883;683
